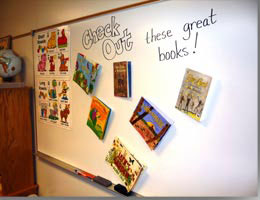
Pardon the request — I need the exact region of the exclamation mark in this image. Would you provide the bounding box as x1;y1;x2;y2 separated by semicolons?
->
193;32;198;54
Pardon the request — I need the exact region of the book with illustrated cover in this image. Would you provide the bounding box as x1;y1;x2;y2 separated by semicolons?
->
87;96;111;140
175;68;212;121
113;61;131;97
130;97;171;150
73;53;101;95
105;137;144;192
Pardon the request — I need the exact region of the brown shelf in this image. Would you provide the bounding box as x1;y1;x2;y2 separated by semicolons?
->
5;184;38;196
0;87;37;196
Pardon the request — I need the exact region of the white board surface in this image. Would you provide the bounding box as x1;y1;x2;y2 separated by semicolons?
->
34;0;257;196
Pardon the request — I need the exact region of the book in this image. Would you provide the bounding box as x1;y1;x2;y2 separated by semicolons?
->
73;53;101;95
105;137;144;192
175;68;212;121
113;61;131;97
130;97;171;150
87;96;111;140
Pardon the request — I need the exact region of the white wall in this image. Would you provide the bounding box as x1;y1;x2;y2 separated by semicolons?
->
0;0;258;197
0;0;146;196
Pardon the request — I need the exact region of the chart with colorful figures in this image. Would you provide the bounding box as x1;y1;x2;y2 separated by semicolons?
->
35;26;70;76
36;78;72;129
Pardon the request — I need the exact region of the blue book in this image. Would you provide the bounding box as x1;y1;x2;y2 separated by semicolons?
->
73;53;101;94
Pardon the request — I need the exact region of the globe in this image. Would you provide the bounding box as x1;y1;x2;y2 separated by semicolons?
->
0;49;22;78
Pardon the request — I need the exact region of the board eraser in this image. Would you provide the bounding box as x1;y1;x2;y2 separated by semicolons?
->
114;184;132;196
93;176;112;187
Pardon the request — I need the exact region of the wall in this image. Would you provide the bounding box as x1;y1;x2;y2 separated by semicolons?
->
0;0;258;197
0;0;145;196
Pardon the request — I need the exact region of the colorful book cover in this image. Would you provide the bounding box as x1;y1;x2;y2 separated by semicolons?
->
87;96;111;140
105;137;144;192
113;61;131;97
130;97;171;150
175;68;212;121
73;53;101;95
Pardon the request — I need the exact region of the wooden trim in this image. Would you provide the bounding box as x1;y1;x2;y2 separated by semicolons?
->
12;32;31;40
0;178;2;196
6;184;38;196
12;0;161;40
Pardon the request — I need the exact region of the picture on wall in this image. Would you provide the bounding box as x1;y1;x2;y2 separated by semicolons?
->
175;68;212;121
130;97;171;150
87;96;111;140
57;26;70;51
0;35;12;50
47;52;58;75
59;103;71;127
37;53;48;76
113;61;131;97
39;102;48;121
58;79;70;103
0;35;11;50
36;32;48;54
36;78;72;129
73;53;101;95
36;26;70;76
48;101;59;123
57;51;70;75
47;79;58;101
46;29;58;53
38;79;48;101
105;137;144;192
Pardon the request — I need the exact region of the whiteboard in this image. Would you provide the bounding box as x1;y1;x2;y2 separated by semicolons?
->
34;0;257;196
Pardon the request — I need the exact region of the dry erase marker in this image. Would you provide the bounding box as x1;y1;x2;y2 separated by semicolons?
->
75;169;95;180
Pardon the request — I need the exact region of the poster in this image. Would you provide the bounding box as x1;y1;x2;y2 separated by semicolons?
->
35;25;72;129
36;78;72;129
36;26;70;76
